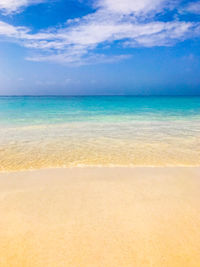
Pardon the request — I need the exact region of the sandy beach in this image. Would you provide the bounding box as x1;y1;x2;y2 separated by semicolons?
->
0;167;200;267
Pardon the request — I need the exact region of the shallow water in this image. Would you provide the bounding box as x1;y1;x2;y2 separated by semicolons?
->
0;96;200;171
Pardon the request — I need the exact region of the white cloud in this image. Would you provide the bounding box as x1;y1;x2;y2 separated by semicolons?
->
0;0;45;14
96;0;168;15
27;51;131;65
0;21;28;36
0;0;199;64
183;1;200;14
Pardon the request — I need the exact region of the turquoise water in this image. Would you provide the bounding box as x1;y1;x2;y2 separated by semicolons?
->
0;96;200;170
0;96;200;125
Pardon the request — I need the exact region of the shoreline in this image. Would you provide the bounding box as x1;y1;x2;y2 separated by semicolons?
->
0;167;200;266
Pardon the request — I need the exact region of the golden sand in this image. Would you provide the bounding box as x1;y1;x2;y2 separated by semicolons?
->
1;138;200;171
0;167;200;266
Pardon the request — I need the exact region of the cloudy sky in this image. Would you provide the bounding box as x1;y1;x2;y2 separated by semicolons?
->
0;0;200;95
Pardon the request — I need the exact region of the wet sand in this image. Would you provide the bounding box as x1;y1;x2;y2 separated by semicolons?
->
0;167;200;267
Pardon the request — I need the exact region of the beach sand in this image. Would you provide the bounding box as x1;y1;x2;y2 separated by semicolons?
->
0;167;200;267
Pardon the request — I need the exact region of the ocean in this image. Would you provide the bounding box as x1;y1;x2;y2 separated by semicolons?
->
0;96;199;171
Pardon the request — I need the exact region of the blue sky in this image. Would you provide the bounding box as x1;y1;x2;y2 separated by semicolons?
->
0;0;200;95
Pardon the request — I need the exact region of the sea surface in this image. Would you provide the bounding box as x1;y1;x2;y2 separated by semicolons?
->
0;96;200;171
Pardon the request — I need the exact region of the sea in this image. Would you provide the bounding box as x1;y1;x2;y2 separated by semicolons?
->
0;96;199;171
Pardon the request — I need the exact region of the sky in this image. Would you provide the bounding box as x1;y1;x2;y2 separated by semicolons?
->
0;0;200;95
